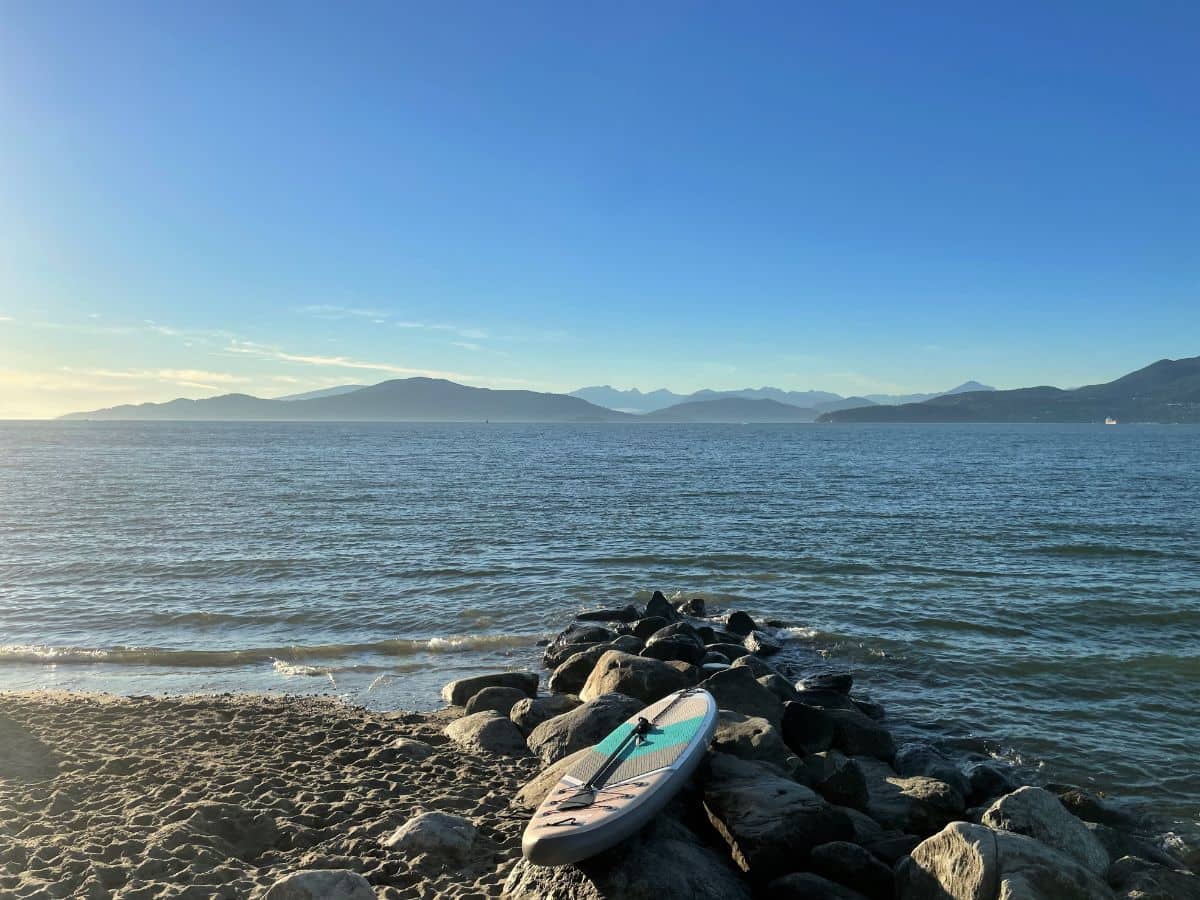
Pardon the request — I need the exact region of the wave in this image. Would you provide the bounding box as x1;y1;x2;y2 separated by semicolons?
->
1030;543;1174;560
0;632;539;668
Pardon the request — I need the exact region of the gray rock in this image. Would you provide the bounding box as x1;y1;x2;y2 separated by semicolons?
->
809;840;895;899
701;665;785;725
965;760;1016;805
526;693;645;766
702;753;853;881
981;786;1109;875
743;630;782;656
383;811;475;863
791;688;860;712
502;811;750;900
709;642;751;661
780;702;835;755
799;670;853;694
444;711;530;756
548;645;610;695
894;743;970;798
1085;822;1186;870
864;832;922;865
509;694;582;736
801;751;868;811
712;711;800;774
897;821;1115;899
825;708;895;760
390;737;434;760
758;674;799;703
442;671;539;707
766;872;870;900
1052;787;1137;831
645;590;678;621
856;756;964;836
579;650;695;705
726;611;758;636
464;685;529;717
1107;854;1200;900
832;804;885;844
608;634;645;654
633;616;670;640
676;597;707;616
641;624;706;665
576;605;640;623
853;698;886;720
542;624;617;668
514;746;593;809
703;651;732;665
263;869;375;900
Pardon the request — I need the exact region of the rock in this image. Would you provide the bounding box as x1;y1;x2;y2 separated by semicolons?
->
981;786;1109;875
791;688;859;712
509;694;582;736
390;737;434;760
897;821;1115;899
263;869;375;900
702;753;853;881
726;611;758;636
608;634;645;654
853;698;887;720
444;711;530;756
645;590;678;621
712;711;800;774
780;702;835;755
442;672;539;707
502;811;750;900
526;693;645;766
1107;854;1200;900
677;597;706;616
825;708;895;760
548;645;610;695
965;760;1016;805
833;804;885;844
383;811;475;863
542;623;619;668
464;685;529;717
894;743;970;798
703;651;731;665
799;670;854;694
801;751;868;811
767;872;870;899
641;623;706;665
1085;822;1185;870
579;651;695;705
1052;787;1138;831
633;616;670;640
702;662;731;674
709;642;751;661
864;832;922;865
743;630;781;656
700;666;784;725
576;605;640;622
514;747;593;809
856;757;964;836
809;840;895;899
758;674;799;703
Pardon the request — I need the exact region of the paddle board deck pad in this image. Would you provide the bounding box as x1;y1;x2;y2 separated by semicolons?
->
521;687;718;867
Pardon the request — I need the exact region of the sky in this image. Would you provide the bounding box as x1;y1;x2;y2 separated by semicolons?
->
1;1;1197;417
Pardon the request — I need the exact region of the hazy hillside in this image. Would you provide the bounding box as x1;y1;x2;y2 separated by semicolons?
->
640;397;817;423
820;358;1200;423
864;381;996;405
570;386;686;413
62;378;631;422
274;384;366;402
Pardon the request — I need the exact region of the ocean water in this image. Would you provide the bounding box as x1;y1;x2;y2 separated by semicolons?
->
1;421;1197;842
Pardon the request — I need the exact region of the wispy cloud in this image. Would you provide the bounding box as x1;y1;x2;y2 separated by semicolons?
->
451;341;482;351
0;315;12;323
62;367;253;392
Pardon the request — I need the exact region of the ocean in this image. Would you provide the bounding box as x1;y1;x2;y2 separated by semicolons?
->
1;421;1197;842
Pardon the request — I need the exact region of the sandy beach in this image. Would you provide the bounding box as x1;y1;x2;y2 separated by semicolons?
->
0;692;538;899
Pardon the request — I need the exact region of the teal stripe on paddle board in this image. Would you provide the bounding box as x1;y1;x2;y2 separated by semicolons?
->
589;714;705;764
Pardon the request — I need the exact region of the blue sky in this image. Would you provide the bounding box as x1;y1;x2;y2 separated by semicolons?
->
1;1;1196;416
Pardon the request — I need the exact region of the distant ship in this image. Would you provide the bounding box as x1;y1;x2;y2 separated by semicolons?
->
1105;416;1118;425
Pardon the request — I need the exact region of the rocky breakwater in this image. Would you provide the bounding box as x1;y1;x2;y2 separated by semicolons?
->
440;590;1199;900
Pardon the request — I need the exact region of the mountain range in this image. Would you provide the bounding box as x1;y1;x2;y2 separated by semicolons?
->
568;382;994;413
819;357;1200;423
57;357;1199;423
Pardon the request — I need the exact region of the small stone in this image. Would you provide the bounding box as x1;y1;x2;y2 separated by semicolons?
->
263;869;375;900
383;811;475;863
441;672;538;707
443;711;530;756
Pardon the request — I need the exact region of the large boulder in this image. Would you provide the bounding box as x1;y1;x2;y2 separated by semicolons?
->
712;711;800;775
965;760;1017;806
798;670;853;694
825;708;895;760
542;624;617;668
464;685;529;717
676;597;707;617
780;702;835;755
1085;821;1187;870
894;743;970;798
800;751;868;811
576;605;640;623
641;623;706;665
580;650;695;705
442;672;538;707
981;786;1109;875
855;756;964;836
791;688;859;712
808;840;895;900
758;674;799;704
726;611;758;636
503;811;750;900
743;630;782;656
767;873;870;899
633;616;671;640
548;645;610;695
644;590;679;621
709;642;751;661
263;870;375;900
526;693;645;766
897;821;1115;899
1107;854;1200;900
514;747;593;809
444;711;530;756
1052;786;1137;831
701;666;784;725
702;753;853;882
509;694;582;736
382;811;475;863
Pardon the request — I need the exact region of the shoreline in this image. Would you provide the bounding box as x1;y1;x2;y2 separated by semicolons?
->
2;594;1197;899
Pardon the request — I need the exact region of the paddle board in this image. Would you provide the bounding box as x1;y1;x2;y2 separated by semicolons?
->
521;687;718;866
